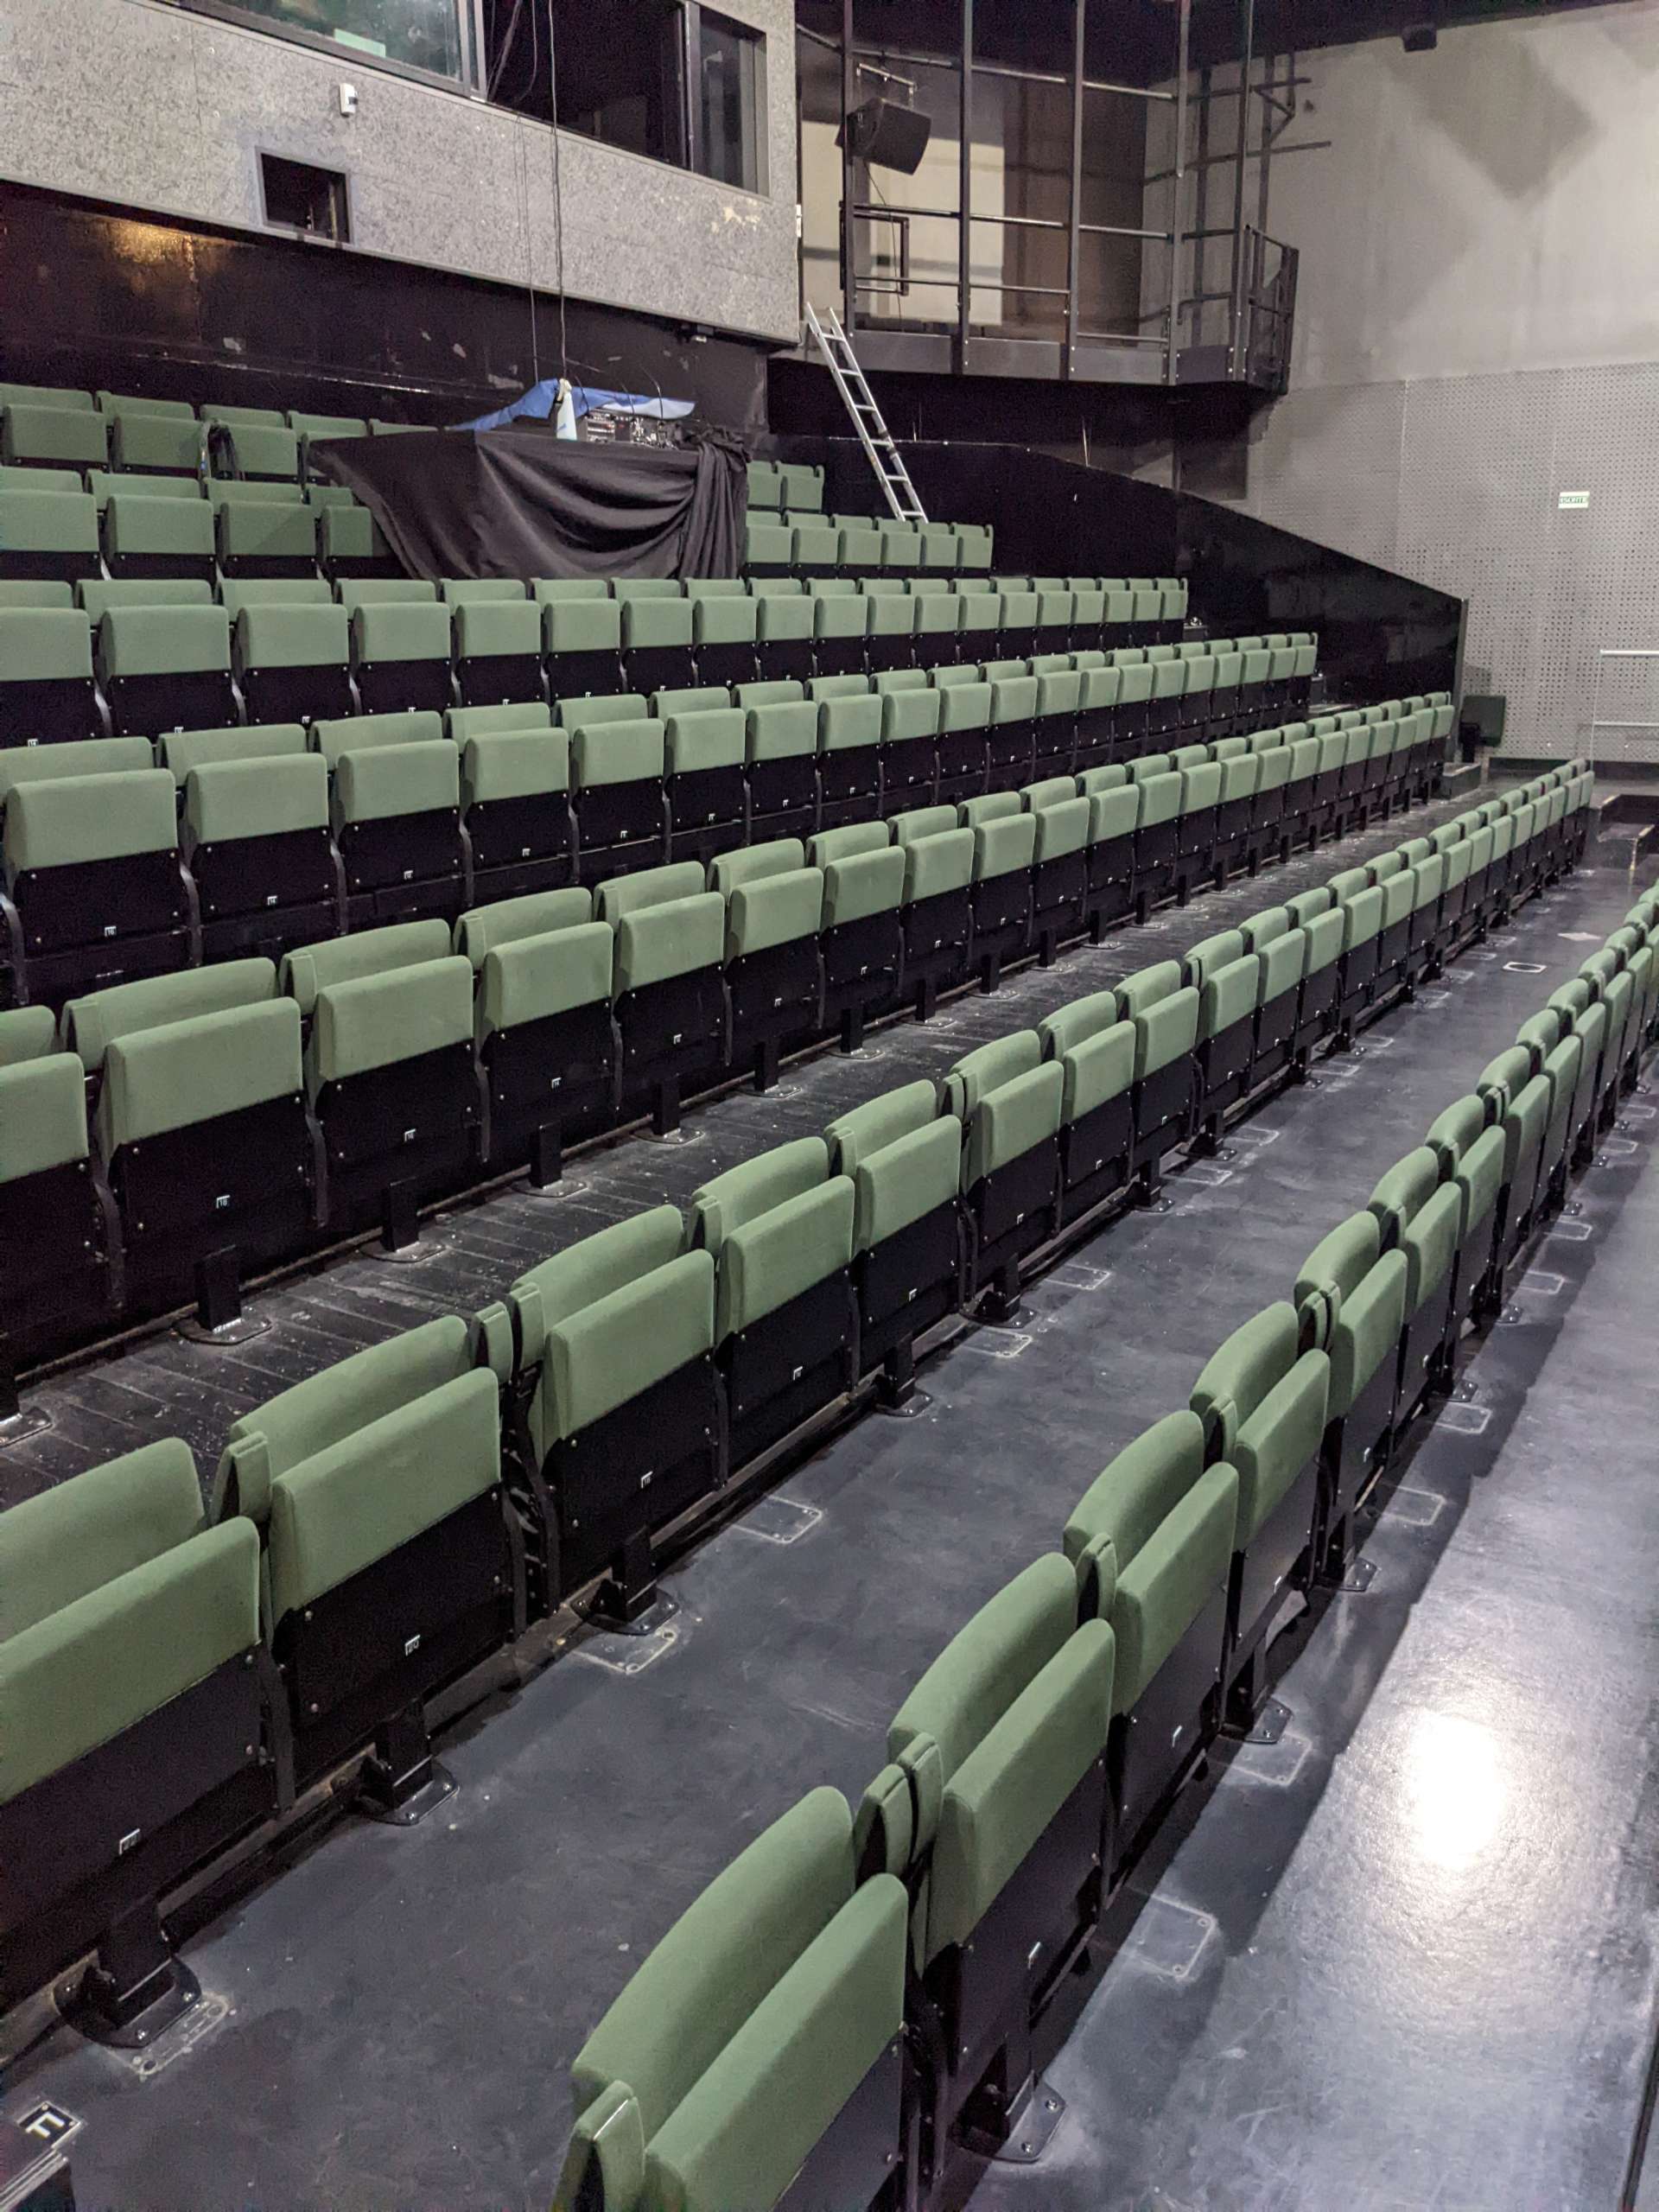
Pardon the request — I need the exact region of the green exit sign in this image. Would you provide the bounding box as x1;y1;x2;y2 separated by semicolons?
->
1558;489;1591;510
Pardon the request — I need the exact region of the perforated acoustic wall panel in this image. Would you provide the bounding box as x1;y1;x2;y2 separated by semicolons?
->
1243;360;1659;766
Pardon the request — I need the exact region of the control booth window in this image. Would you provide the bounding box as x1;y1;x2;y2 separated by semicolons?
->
486;0;767;195
180;0;474;87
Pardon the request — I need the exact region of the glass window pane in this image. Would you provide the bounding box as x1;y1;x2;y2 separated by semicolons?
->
195;0;468;82
551;0;689;168
697;10;762;191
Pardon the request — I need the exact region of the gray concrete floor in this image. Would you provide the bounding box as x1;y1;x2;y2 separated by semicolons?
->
3;823;1656;2212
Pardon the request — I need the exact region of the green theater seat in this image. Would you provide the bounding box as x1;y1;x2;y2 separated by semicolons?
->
0;1440;264;2027
557;1788;906;2212
1296;1212;1408;1580
0;1009;117;1379
461;887;613;1180
943;1032;1061;1312
0;604;99;745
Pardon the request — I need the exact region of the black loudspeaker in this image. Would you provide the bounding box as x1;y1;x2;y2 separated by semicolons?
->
840;99;932;175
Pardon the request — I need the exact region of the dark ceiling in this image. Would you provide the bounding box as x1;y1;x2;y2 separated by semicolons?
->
798;0;1635;82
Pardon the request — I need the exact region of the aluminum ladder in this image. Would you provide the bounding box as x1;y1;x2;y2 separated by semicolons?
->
804;302;928;525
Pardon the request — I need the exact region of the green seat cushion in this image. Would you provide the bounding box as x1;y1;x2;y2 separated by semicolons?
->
4;768;177;876
1063;1408;1209;1609
1230;1351;1330;1546
715;1174;855;1338
1039;988;1123;1061
479;919;613;1035
99;998;302;1152
510;1206;686;1371
725;868;823;959
1328;1253;1408;1419
461;728;570;804
282;918;450;1017
825;1080;938;1177
943;1032;1040;1122
65;957;276;1071
333;738;460;826
1109;1459;1238;1714
0;1518;259;1805
309;956;473;1086
644;1872;906;2212
163;721;309;779
543;1251;715;1441
1134;987;1198;1080
849;1115;961;1253
891;1553;1076;1789
267;1370;499;1624
314;708;445;766
0;1004;59;1070
186;753;329;844
963;1062;1062;1189
1059;1018;1135;1127
614;893;726;995
925;1619;1113;1961
0;1437;203;1640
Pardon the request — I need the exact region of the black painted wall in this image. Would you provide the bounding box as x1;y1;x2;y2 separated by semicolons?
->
762;432;1465;704
0;181;773;432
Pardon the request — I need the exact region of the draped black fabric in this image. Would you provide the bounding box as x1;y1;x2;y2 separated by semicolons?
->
311;423;748;582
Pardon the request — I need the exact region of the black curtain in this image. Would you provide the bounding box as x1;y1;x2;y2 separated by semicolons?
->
313;423;748;581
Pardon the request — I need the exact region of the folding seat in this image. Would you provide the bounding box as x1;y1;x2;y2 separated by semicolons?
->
745;513;793;575
1187;932;1261;1145
868;1554;1112;2154
813;686;882;830
338;576;439;611
1119;961;1198;1192
200;403;286;428
219;576;334;618
741;691;817;841
1476;1045;1552;1295
0;382;95;412
1407;849;1446;979
1174;649;1216;738
1064;1413;1235;1860
747;460;785;509
955;583;1008;668
972;669;1032;793
1291;1213;1407;1580
283;921;480;1241
233;598;354;725
442;576;527;607
1593;960;1636;1129
1071;660;1120;772
1368;1147;1462;1440
0;1442;266;2030
493;1207;720;1616
2;401;109;473
317;500;395;579
811;823;906;1050
807;582;869;679
556;1788;908;2212
0;602;100;747
452;594;545;708
1243;910;1306;1086
1145;652;1187;744
1208;747;1259;886
1334;721;1374;829
459;887;614;1181
782;462;826;512
598;862;726;1132
213;481;319;578
1334;878;1384;1040
1263;635;1300;719
207;419;300;484
1080;772;1139;938
825;1082;963;1403
1129;766;1181;918
0;581;73;609
898;816;974;1019
3;747;192;1004
879;524;923;581
964;798;1036;990
1361;714;1396;817
685;586;758;689
567;711;668;883
1124;578;1164;649
836;518;883;578
0;1007;118;1386
752;575;816;682
0;480;100;588
1026;585;1072;663
543;594;624;704
1036;989;1135;1226
912;582;963;660
181;734;339;961
1173;757;1222;902
1067;580;1106;654
954;522;994;572
1439;830;1476;950
90;599;230;741
1423;1095;1508;1339
314;711;464;925
662;703;747;867
687;1140;856;1462
717;840;824;1088
288;413;369;476
857;581;918;674
1029;664;1080;778
69;960;313;1323
934;673;993;804
453;706;573;901
940;1033;1060;1315
876;681;940;815
214;1321;512;1815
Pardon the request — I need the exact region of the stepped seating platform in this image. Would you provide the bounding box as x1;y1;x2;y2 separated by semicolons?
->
3;790;1650;2209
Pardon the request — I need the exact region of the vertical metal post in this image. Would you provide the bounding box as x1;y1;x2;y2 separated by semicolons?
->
958;0;975;364
1227;0;1255;376
1256;47;1273;235
1065;0;1085;370
1166;0;1190;386
1193;65;1211;352
840;0;857;335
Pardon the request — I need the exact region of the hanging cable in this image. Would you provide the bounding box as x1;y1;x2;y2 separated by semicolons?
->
544;0;570;382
